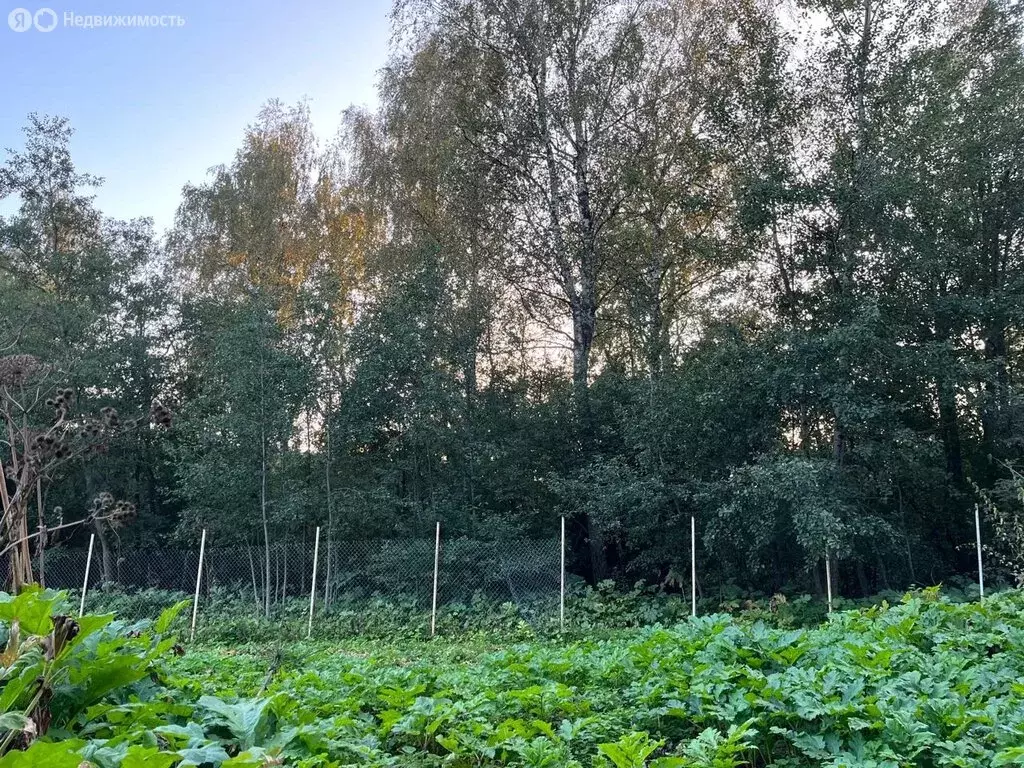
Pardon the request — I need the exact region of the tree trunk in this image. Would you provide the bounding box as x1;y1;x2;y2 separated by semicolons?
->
641;221;671;379
937;377;964;482
324;387;334;607
248;544;260;612
855;559;870;597
980;324;1008;478
93;519;114;585
258;306;272;618
1;457;34;591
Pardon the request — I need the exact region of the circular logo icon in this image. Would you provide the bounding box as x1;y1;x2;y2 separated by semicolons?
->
34;8;58;32
8;7;33;31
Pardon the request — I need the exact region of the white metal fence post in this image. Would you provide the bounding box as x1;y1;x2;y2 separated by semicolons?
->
430;521;441;637
690;515;697;617
189;529;207;642
307;526;321;638
560;516;566;631
975;505;985;600
78;533;95;618
825;548;833;614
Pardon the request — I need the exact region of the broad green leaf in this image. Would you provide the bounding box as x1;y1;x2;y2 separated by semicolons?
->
0;712;29;732
178;744;231;766
59;614;114;658
0;589;57;637
0;741;85;767
156;601;190;634
197;695;274;750
598;733;663;768
122;746;180;768
994;747;1024;766
0;657;45;712
222;755;265;768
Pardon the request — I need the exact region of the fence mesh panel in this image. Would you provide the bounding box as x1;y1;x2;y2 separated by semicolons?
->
34;532;563;634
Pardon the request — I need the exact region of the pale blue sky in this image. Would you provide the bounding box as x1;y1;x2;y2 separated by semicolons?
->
1;0;392;232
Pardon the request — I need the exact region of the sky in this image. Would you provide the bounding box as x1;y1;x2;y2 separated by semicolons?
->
0;0;392;233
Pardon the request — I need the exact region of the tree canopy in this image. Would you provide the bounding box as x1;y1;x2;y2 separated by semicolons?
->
2;0;1023;596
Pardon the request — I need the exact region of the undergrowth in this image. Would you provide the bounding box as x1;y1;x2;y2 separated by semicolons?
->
0;585;1021;766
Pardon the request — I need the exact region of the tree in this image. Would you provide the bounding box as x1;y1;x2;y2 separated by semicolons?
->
169;102;350;615
0;115;171;589
0;353;169;590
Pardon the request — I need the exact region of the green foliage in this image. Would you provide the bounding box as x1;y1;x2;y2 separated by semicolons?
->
0;589;187;763
78;578;1000;647
159;589;1024;767
3;0;1024;616
597;732;664;768
5;584;1024;766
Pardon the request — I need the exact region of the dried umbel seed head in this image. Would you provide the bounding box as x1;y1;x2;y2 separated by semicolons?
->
27;432;72;465
52;390;71;418
100;407;119;428
150;400;172;428
109;500;136;528
50;387;74;410
89;494;136;528
75;420;103;442
0;355;43;387
90;491;115;513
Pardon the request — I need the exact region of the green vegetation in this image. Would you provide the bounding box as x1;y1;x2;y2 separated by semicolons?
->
4;0;1024;606
74;579;992;645
1;587;1023;766
3;0;1024;762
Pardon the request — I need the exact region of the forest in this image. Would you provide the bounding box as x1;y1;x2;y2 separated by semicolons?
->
1;0;1023;601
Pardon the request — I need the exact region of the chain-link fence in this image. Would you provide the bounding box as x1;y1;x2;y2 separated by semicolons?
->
32;529;565;637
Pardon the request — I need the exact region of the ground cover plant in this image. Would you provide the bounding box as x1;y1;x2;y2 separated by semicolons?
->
3;586;1022;767
162;588;1024;767
80;579;991;644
